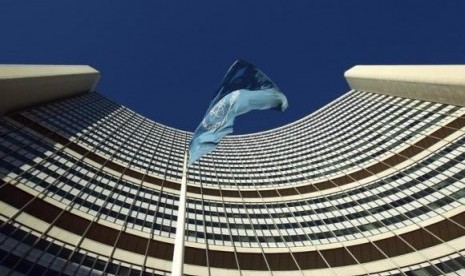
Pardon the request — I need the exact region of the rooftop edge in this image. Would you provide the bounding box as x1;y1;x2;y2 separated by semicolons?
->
345;65;465;107
0;64;100;114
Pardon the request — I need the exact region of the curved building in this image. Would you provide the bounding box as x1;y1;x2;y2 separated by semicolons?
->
1;64;465;275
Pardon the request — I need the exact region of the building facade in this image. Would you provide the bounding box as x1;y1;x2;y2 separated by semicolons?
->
1;65;465;275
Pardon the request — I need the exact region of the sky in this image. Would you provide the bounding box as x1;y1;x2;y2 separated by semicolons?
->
2;1;465;134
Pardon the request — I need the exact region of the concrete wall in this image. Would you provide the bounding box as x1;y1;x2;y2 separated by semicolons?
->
0;64;100;114
345;65;465;106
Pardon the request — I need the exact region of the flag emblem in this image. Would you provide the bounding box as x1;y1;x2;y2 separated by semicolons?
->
188;60;288;165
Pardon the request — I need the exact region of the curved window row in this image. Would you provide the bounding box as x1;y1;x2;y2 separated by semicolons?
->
16;91;464;188
0;220;165;276
2;90;465;274
380;251;465;276
2;119;465;247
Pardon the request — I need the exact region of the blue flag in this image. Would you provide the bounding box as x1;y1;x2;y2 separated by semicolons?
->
188;60;288;165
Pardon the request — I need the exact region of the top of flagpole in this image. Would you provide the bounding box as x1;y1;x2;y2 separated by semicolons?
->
170;150;189;276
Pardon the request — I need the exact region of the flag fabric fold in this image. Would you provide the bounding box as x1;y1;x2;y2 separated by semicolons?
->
188;60;288;165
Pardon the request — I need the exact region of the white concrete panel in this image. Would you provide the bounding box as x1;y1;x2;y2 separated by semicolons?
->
0;64;100;114
345;65;465;106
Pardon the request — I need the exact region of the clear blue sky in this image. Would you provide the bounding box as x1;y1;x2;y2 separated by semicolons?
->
2;1;465;133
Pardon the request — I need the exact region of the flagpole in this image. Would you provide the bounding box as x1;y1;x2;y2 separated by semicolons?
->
171;151;189;276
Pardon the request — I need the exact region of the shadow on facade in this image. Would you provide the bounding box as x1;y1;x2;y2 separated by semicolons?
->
0;91;122;181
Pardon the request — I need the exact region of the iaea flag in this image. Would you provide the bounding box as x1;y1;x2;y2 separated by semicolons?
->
188;60;288;165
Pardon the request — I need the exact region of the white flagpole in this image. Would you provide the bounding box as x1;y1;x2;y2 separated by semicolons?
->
171;151;189;276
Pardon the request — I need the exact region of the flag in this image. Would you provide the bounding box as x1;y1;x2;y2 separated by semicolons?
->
188;59;288;165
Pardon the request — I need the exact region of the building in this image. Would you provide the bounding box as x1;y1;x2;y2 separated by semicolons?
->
1;64;465;275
